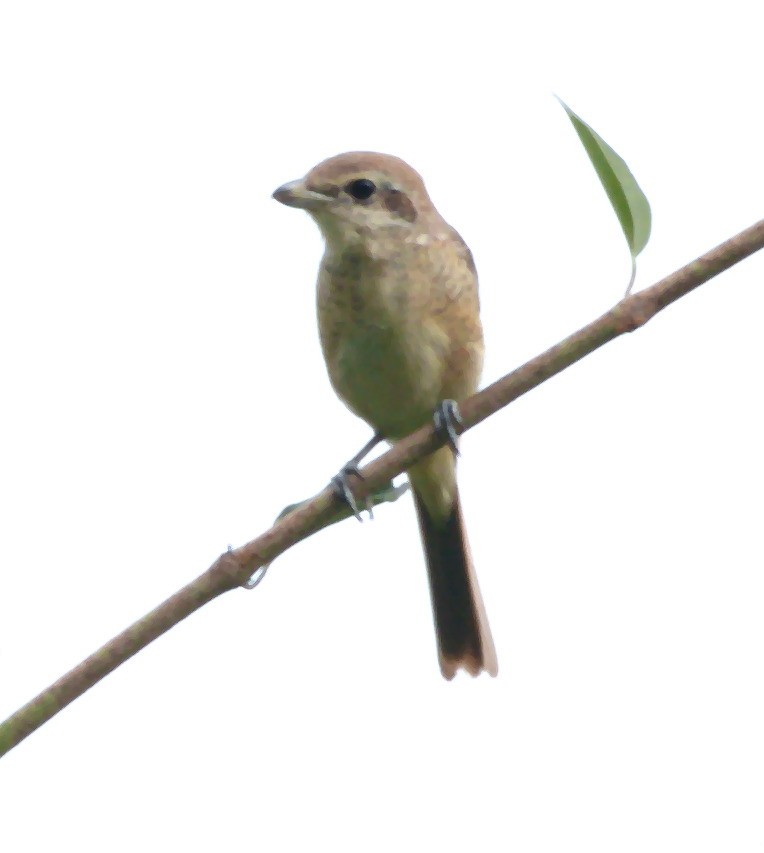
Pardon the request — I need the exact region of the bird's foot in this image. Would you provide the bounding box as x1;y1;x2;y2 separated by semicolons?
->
330;432;383;522
331;463;371;522
433;399;463;455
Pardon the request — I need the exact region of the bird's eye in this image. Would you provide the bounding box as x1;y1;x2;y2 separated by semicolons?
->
345;178;377;201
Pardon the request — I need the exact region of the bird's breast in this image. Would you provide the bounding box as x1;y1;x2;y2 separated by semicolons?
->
317;249;448;438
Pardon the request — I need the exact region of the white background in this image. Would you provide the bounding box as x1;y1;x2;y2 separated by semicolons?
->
1;2;762;851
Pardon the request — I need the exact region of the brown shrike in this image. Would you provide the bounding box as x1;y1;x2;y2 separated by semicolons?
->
273;152;497;679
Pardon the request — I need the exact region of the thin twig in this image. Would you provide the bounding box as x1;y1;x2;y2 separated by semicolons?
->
1;219;762;758
625;255;638;297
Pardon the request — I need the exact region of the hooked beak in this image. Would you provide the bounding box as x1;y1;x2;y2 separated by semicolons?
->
272;180;332;211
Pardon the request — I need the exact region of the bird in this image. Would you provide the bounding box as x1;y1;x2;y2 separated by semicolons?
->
272;152;497;679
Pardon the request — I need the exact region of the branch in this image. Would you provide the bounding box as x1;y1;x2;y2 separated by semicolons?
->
2;219;763;758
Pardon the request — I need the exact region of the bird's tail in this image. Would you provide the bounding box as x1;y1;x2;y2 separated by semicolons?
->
410;448;498;679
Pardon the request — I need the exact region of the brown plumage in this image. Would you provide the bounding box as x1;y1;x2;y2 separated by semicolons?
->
273;152;497;679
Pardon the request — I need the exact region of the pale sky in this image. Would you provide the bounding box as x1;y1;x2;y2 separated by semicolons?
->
1;2;762;851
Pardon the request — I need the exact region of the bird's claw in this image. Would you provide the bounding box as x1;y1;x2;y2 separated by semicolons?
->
331;464;371;522
433;399;463;455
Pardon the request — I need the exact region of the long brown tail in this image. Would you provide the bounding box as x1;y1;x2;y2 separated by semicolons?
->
412;481;498;680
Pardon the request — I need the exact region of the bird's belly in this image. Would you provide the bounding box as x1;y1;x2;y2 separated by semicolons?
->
330;322;445;439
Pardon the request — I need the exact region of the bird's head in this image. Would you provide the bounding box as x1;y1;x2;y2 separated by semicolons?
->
272;152;435;249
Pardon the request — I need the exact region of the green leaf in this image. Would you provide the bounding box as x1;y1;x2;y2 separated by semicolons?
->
557;97;651;294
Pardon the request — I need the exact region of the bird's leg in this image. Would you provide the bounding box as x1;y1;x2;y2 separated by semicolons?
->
331;432;384;522
433;399;464;455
